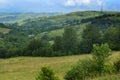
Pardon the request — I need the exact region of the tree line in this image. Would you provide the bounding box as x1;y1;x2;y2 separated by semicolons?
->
0;24;120;58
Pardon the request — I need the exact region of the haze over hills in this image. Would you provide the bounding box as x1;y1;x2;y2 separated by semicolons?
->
0;13;61;23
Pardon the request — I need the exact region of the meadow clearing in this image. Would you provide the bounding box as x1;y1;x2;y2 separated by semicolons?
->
0;51;120;80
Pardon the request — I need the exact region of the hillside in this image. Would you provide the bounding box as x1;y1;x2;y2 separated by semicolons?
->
38;12;120;41
81;12;120;31
0;13;61;23
0;51;120;80
13;11;119;41
0;11;120;49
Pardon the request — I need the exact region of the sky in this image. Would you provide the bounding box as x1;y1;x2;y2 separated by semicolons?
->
0;0;120;13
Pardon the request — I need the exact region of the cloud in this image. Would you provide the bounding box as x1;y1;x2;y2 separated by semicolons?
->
96;0;103;6
25;0;41;3
0;0;119;13
64;0;76;6
0;0;10;8
0;0;9;5
0;0;8;4
64;0;103;7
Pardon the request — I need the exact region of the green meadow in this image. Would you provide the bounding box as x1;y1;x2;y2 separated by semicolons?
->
0;51;120;80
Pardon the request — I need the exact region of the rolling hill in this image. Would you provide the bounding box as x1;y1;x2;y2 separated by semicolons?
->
0;11;120;49
11;11;119;41
0;13;61;23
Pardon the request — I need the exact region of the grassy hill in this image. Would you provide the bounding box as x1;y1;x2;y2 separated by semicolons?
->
28;11;120;41
0;51;120;80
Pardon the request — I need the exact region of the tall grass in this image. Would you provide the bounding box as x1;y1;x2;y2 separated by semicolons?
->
0;51;119;80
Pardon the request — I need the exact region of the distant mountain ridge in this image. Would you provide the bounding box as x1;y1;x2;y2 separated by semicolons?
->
0;13;61;23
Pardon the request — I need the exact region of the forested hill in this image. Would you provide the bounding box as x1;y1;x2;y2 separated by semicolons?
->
0;11;119;48
9;11;118;32
9;11;120;40
81;12;120;31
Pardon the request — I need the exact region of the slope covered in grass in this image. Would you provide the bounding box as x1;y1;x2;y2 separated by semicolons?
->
0;51;119;80
0;28;11;34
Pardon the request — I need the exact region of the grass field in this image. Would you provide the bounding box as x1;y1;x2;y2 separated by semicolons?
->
0;52;120;80
36;28;64;39
0;28;11;34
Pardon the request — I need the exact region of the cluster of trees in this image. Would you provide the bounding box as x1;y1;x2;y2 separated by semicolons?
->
0;24;120;58
53;24;120;54
103;26;120;50
53;27;78;55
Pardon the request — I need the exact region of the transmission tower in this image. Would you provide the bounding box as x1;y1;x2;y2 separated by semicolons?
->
100;2;103;14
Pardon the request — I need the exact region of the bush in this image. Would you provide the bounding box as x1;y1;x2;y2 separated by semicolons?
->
52;51;68;57
64;59;99;80
7;48;19;58
26;39;53;57
65;43;112;80
92;43;111;73
36;67;59;80
32;47;53;57
0;48;7;58
103;65;115;74
114;59;120;72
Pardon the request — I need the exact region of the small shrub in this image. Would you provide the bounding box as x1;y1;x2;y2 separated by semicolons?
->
114;59;120;72
0;48;7;58
7;48;19;58
103;65;115;74
52;51;63;56
36;66;59;80
31;47;53;57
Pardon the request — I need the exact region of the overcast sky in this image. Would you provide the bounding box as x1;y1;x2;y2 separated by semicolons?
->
0;0;120;13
